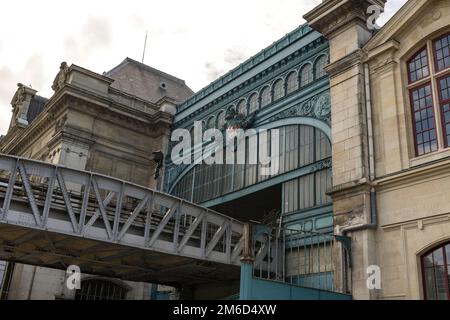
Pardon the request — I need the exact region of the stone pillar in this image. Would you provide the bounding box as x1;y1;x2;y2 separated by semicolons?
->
304;0;386;299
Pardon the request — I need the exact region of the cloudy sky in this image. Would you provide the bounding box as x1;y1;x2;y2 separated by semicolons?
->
0;0;407;135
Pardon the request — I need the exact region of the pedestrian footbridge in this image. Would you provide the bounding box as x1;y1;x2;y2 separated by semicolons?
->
0;154;245;288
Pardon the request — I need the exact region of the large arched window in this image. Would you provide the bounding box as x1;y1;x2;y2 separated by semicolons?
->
75;279;129;300
286;71;299;94
273;79;285;101
315;55;328;79
206;116;215;129
421;242;450;300
171;125;331;204
217;110;226;129
407;33;450;157
248;93;259;114
300;64;313;87
260;86;271;108
237;99;247;116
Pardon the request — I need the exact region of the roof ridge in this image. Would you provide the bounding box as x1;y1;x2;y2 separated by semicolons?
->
177;23;312;110
106;57;191;88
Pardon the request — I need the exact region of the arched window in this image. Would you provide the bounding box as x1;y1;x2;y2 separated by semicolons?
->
300;64;313;87
217;110;226;129
407;33;450;157
248;93;259;114
260;86;271;108
237;100;247;116
315;55;328;79
421;242;450;300
206;116;215;129
75;279;128;300
170;125;331;205
273;79;285;101
190;126;195;146
286;71;299;94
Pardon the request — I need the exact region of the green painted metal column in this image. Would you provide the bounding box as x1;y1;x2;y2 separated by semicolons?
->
239;223;254;301
239;261;253;300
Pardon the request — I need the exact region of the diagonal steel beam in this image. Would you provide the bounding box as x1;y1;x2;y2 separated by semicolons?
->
41;169;56;227
231;236;244;263
205;221;230;258
112;183;124;242
177;212;205;253
144;196;154;244
147;201;180;247
89;178;114;239
117;193;151;242
10;230;40;245
56;171;79;233
17;162;42;226
78;175;92;235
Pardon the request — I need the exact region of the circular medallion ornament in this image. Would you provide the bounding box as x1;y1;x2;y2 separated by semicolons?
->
314;93;331;120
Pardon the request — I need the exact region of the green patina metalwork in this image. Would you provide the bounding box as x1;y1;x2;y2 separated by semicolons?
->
165;23;333;238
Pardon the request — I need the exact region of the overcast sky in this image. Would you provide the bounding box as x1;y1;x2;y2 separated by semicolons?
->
0;0;407;135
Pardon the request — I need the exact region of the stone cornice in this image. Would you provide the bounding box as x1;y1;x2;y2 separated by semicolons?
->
304;0;386;38
325;49;366;77
375;157;450;191
365;39;400;61
55;84;173;127
175;42;329;127
0;87;173;155
177;24;313;114
0;107;56;155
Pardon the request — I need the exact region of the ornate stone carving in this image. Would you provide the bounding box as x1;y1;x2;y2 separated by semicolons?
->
9;83;37;129
309;158;332;173
52;62;70;92
313;92;331;122
224;108;258;130
11;84;27;107
270;91;331;125
304;0;387;37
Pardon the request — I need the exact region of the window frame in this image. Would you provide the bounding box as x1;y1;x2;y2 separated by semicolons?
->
408;81;438;156
300;63;313;87
407;46;430;84
433;32;450;73
421;242;450;300
406;33;450;157
436;73;450;148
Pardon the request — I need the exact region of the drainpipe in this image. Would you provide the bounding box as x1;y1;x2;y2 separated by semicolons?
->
341;63;377;235
27;266;37;300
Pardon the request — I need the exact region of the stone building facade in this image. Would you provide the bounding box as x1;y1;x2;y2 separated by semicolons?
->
1;0;449;301
305;0;450;300
0;58;193;300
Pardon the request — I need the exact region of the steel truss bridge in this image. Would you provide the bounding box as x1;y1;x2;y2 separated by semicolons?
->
0;154;259;288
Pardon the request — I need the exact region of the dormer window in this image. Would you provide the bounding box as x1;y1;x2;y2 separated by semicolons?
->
407;32;450;157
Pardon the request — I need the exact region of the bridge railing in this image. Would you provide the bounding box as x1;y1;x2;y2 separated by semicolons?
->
0;154;245;265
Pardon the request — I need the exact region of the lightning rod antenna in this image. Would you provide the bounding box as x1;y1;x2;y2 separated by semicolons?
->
142;31;148;64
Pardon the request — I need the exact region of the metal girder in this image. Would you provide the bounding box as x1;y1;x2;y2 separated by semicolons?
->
17;162;42;226
0;154;245;267
1;158;18;221
10;230;40;245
